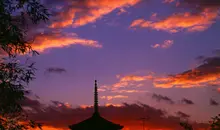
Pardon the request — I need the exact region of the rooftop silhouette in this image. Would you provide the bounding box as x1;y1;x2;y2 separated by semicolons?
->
69;80;124;130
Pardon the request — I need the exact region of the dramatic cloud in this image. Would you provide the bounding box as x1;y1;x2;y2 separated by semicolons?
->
50;0;141;28
176;111;190;119
31;32;102;52
210;98;219;106
151;40;174;49
153;56;220;89
101;56;220;91
21;1;105;54
152;93;175;104
22;99;207;130
130;9;218;33
181;98;194;105
130;0;220;34
44;67;67;74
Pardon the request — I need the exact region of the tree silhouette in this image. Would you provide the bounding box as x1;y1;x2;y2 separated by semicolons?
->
180;114;220;130
0;0;49;129
180;121;193;130
210;114;220;130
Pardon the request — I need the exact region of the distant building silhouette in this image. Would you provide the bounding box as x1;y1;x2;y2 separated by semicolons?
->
69;80;124;130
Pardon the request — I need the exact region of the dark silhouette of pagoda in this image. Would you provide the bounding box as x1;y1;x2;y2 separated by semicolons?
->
69;80;124;130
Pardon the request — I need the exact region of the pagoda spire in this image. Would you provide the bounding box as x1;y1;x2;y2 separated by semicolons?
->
94;80;99;115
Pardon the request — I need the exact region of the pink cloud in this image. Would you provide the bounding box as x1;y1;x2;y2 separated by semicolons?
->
151;40;174;49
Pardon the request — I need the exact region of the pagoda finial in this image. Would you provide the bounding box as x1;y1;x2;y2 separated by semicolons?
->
94;80;99;115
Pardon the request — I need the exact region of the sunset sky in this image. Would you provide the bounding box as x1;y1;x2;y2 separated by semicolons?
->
20;0;220;130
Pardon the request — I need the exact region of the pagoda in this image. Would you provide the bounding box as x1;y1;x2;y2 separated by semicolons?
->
69;80;124;130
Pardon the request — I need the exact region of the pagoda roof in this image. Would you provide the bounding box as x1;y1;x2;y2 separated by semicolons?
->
69;80;124;130
69;113;123;130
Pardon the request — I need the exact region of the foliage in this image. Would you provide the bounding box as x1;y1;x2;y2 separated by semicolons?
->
0;0;49;129
210;114;220;130
0;58;36;116
180;114;220;130
0;0;49;56
180;121;193;130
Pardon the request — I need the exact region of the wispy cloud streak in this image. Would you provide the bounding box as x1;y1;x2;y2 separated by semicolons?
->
130;10;218;33
50;0;141;28
32;32;102;52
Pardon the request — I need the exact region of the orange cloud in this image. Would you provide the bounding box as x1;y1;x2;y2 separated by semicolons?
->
101;95;128;100
105;103;123;107
153;70;220;88
100;55;220;90
119;75;153;82
130;19;146;28
99;74;153;94
102;75;150;90
63;102;71;108
109;55;220;90
50;8;79;28
51;0;140;28
100;70;220;91
80;104;93;109
151;40;174;49
32;126;65;130
51;101;73;109
112;81;130;88
32;32;102;52
153;57;220;88
112;89;149;93
130;9;218;33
